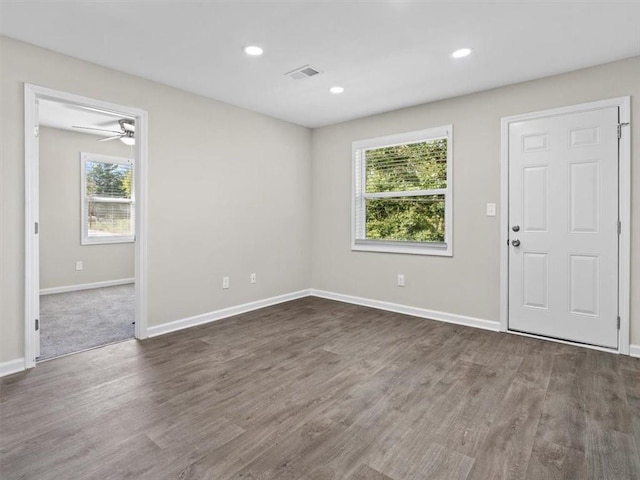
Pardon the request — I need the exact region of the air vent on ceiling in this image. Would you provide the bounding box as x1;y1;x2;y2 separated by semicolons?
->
285;65;322;80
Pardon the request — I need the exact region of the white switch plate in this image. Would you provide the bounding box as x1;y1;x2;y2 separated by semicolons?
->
222;277;230;289
250;273;256;284
75;261;83;271
397;274;405;287
486;203;496;217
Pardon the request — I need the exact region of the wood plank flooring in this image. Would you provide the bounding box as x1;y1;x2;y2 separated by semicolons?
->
1;297;639;479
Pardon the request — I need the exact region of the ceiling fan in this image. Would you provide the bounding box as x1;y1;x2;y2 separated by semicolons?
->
72;119;135;146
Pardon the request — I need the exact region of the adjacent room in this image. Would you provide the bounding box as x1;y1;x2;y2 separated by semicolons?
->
38;99;136;360
1;2;639;479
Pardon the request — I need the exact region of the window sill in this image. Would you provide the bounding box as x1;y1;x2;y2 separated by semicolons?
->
352;242;452;257
82;236;135;246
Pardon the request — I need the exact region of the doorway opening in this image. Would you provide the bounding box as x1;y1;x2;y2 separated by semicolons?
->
24;85;148;367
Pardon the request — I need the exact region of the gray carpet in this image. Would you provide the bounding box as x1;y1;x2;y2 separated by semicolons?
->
39;284;135;361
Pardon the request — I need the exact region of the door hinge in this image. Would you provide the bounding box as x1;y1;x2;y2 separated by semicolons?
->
33;125;39;137
617;122;630;139
617;316;621;329
35;318;39;331
35;222;39;234
617;220;621;235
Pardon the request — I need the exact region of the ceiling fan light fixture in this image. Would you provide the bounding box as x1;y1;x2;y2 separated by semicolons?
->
120;135;135;146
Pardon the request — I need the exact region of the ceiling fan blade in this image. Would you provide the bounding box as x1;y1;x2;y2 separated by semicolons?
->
97;135;123;142
73;125;122;134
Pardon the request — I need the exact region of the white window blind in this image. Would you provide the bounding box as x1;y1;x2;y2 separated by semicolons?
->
352;126;453;256
81;153;135;245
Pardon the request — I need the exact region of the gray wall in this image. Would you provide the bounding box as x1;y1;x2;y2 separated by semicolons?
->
39;126;134;290
1;36;312;362
310;56;640;345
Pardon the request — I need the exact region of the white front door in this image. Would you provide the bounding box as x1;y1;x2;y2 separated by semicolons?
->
508;106;619;348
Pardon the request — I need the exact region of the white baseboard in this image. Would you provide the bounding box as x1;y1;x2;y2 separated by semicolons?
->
310;289;500;332
40;278;135;295
146;287;498;340
630;345;640;358
0;358;25;377
147;289;312;338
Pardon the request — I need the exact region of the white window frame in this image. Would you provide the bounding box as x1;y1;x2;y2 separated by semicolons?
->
351;125;453;256
81;152;135;245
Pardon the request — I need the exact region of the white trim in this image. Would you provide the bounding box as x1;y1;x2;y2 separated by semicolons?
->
310;289;499;332
24;84;149;369
134;109;149;341
147;290;312;338
629;345;640;359
352;128;449;151
81;152;133;165
617;98;631;355
24;84;39;366
499;109;510;334
500;97;631;354
147;289;499;340
40;278;135;296
351;125;453;257
0;359;26;378
351;242;452;257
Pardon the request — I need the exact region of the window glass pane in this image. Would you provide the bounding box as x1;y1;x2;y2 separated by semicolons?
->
365;138;447;193
87;200;133;238
365;194;445;242
83;157;134;242
85;160;133;199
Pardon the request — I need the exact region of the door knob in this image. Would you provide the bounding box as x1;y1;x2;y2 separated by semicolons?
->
512;225;520;232
512;239;521;247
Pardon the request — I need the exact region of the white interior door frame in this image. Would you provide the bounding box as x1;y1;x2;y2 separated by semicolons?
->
24;84;149;369
500;97;631;354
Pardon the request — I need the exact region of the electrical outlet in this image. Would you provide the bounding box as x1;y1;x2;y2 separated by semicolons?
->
75;261;83;271
222;277;230;289
250;273;257;284
397;274;405;287
486;203;496;217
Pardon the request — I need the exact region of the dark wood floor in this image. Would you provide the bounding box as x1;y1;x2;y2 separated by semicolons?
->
1;297;639;480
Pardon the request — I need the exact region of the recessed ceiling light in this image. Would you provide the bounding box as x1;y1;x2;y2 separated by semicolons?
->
243;45;263;56
329;86;344;94
451;48;472;59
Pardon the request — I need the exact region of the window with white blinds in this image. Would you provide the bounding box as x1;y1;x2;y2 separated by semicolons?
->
352;126;453;256
81;153;135;245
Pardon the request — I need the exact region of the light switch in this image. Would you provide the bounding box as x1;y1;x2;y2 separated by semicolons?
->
486;203;496;217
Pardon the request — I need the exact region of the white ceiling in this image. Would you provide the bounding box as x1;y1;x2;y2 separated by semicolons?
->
2;1;639;128
38;99;129;137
